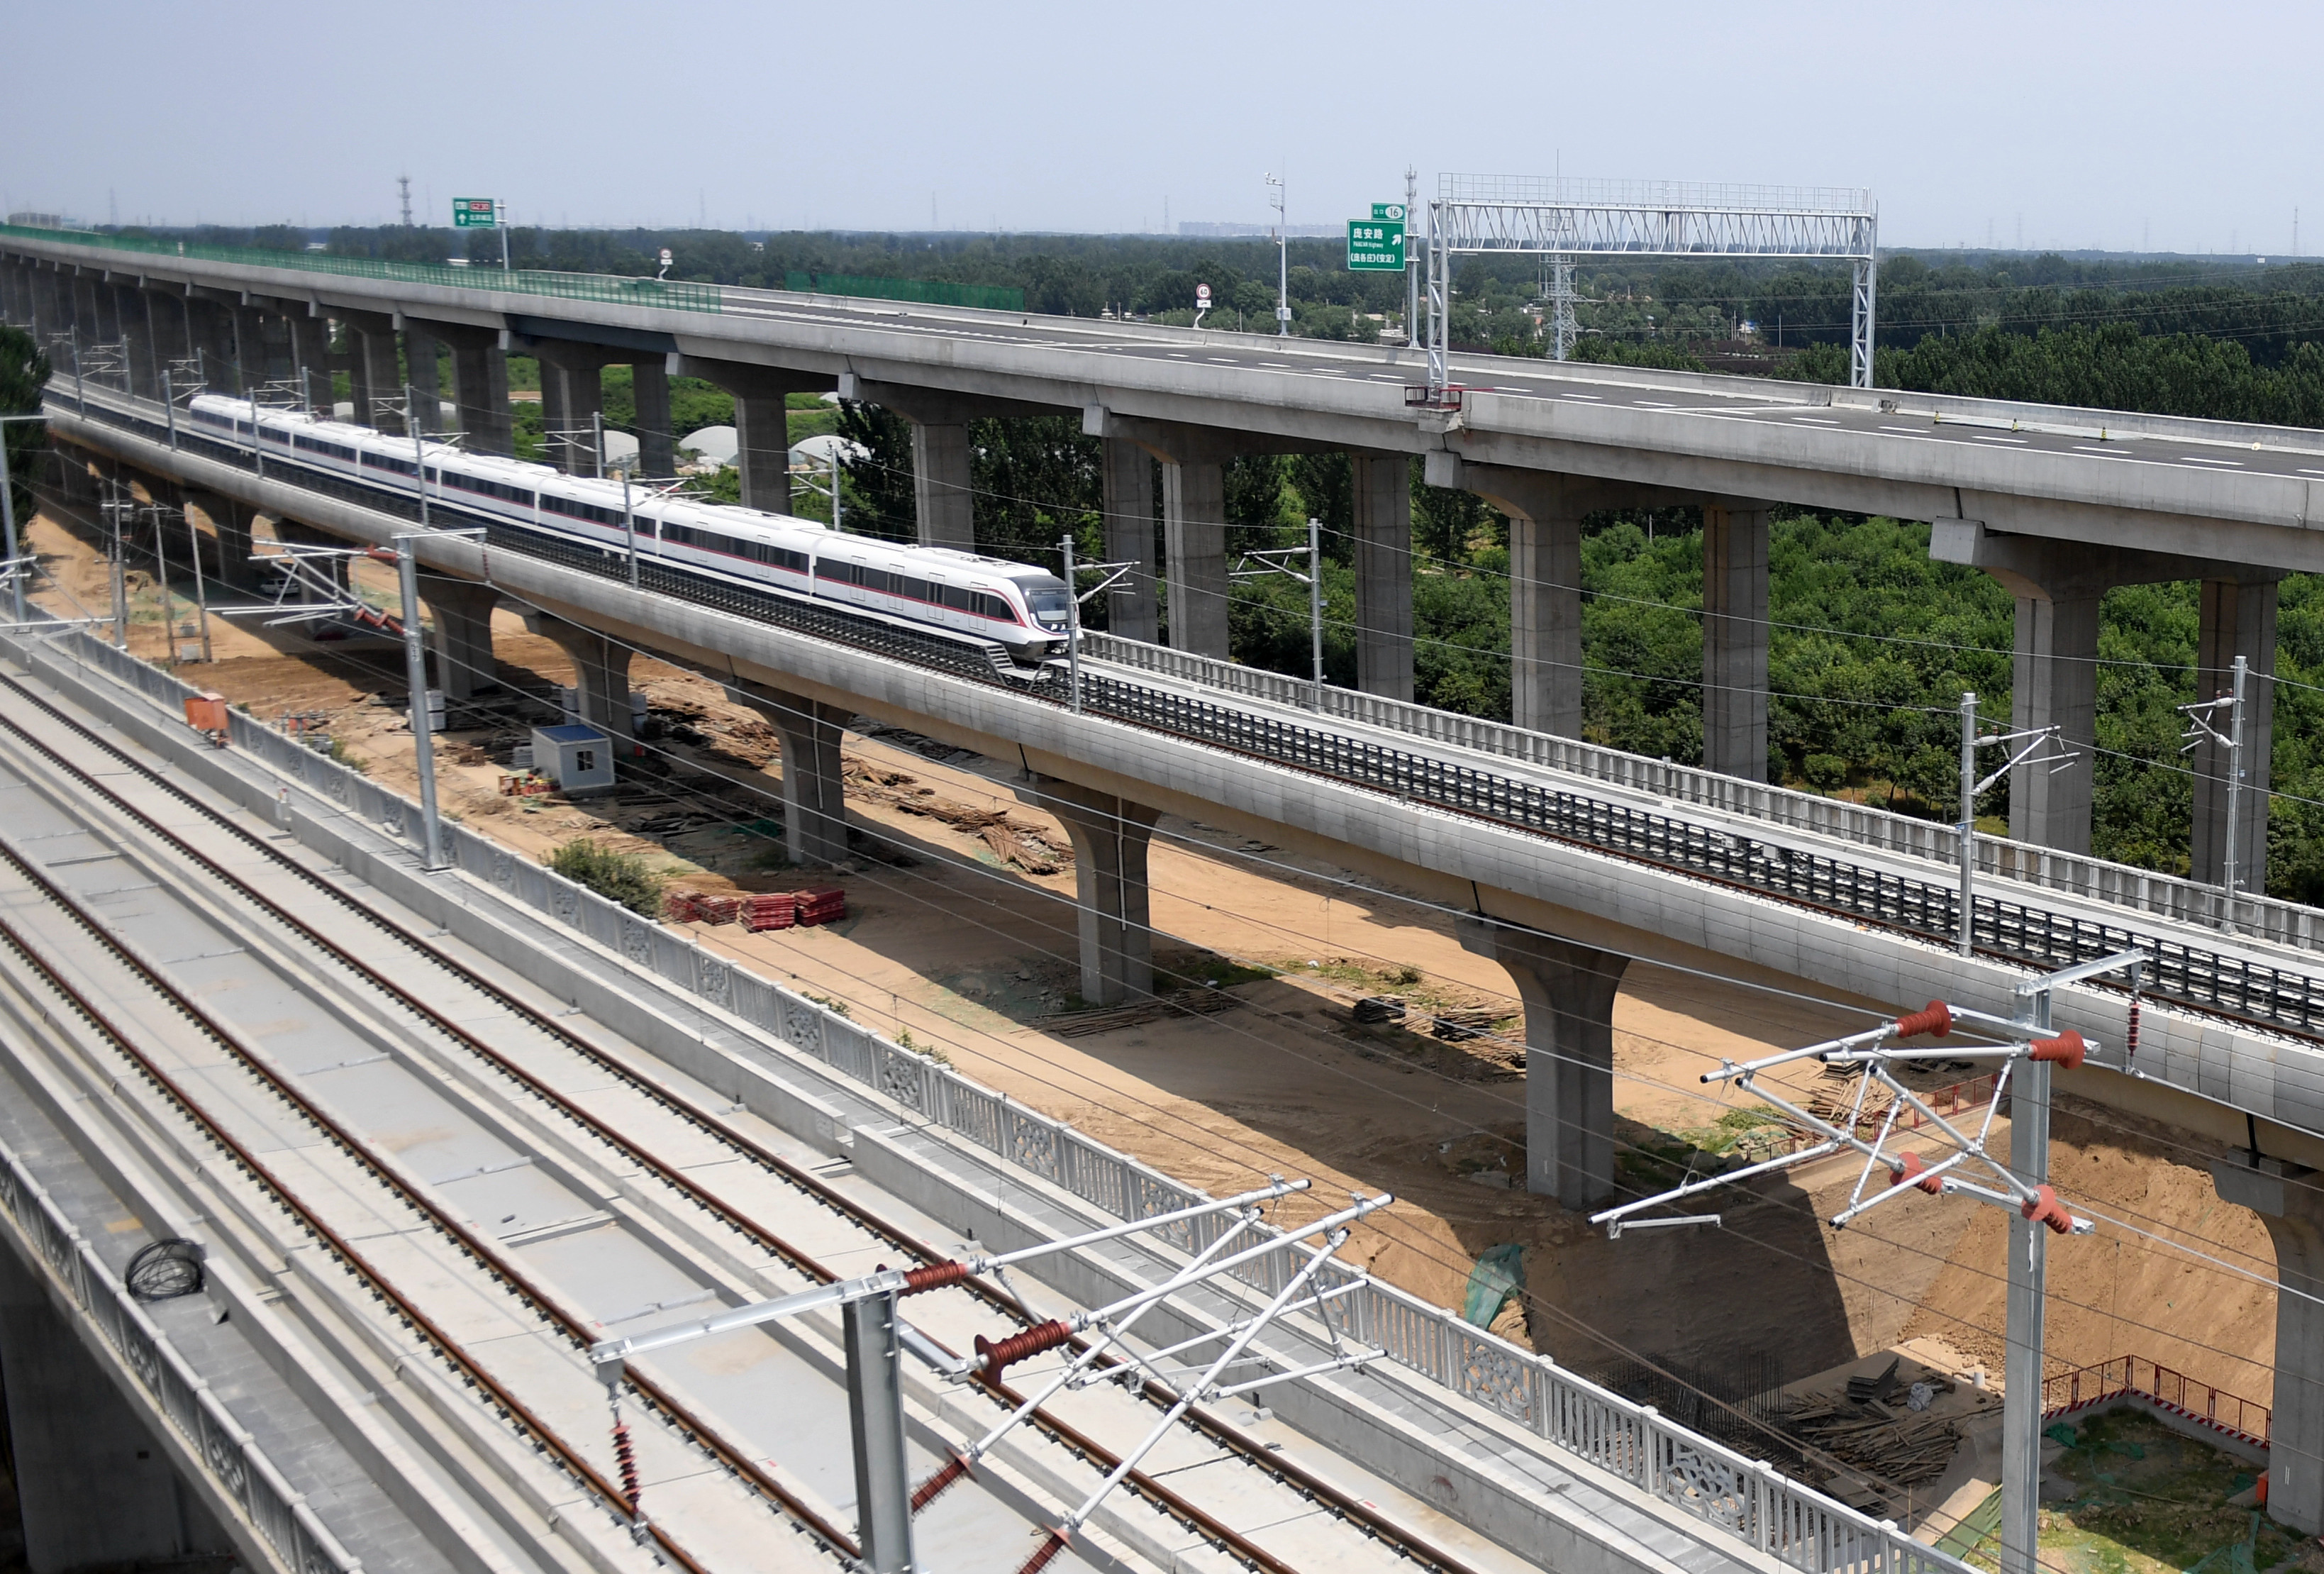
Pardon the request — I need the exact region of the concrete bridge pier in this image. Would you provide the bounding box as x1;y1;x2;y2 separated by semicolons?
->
523;611;634;746
184;293;236;389
231;301;272;391
418;574;499;700
286;310;331;414
1352;453;1415;702
340;311;403;432
1100;436;1160;643
630;355;674;478
1013;775;1160;1004
1433;456;1659;741
1457;914;1630;1207
85;275;118;352
1702;502;1772;782
2211;1155;2324;1532
147;289;191;383
533;341;623;475
404;323;444;431
114;283;157;397
725;680;852;865
181;492;258;592
672;357;835;514
845;380;982;550
408;321;509;455
0;1246;239;1574
1934;523;2285;860
2193;572;2284;891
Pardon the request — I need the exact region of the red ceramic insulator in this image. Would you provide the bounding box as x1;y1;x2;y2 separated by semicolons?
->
1016;1529;1072;1574
2020;1185;2076;1234
903;1260;971;1295
974;1320;1072;1384
911;1453;974;1513
2029;1030;2086;1070
1892;1001;1952;1039
1889;1151;1944;1195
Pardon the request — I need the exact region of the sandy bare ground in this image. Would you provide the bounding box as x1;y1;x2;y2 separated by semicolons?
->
18;501;2280;1416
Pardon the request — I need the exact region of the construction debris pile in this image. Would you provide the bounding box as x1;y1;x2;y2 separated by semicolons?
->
1784;1358;1963;1490
840;758;1074;875
1043;988;1240;1038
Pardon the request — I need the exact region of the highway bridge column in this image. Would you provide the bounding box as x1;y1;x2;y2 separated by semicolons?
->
532;342;618;476
2192;572;2284;892
1160;455;1230;656
1011;776;1160;1003
184;494;257;592
404;324;444;432
1457;914;1628;1207
908;418;975;550
0;1245;239;1573
343;312;404;433
630;357;674;477
84;275;118;350
523;612;635;748
183;294;236;389
1100;438;1159;643
454;331;513;455
231;303;271;390
147;289;191;380
1701;502;1771;782
418;574;499;701
2211;1155;2324;1532
672;358;836;513
113;284;157;397
286;312;330;413
1428;457;1655;740
725;680;851;865
1352;453;1414;701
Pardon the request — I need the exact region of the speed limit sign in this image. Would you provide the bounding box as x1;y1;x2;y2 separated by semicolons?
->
1196;283;1212;304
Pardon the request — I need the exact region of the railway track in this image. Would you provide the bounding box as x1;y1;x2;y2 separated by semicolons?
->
50;386;2324;1053
0;660;1501;1574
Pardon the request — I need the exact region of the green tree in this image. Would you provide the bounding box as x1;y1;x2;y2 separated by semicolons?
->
0;324;50;537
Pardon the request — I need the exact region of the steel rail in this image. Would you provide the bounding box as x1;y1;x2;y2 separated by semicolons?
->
0;804;859;1564
50;391;2315;1049
0;855;732;1574
0;670;1487;1574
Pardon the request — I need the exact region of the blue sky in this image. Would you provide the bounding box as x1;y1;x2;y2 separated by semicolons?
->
7;0;2316;255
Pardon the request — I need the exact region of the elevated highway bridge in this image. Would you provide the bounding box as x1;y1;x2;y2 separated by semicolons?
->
7;231;2324;1534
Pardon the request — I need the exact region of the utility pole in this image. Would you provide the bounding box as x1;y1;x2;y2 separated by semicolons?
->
398;174;413;228
1955;697;2073;955
151;505;173;669
105;480;128;649
0;410;40;628
621;468;638;589
182;503;212;662
1267;173;1289;336
1403;165;1419;349
2181;659;2252;910
1550;254;1577;361
394;536;446;870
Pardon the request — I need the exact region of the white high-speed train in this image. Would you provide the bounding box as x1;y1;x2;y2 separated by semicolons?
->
185;394;1074;665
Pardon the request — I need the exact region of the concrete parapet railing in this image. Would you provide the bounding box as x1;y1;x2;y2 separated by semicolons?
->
28;620;1973;1574
1082;633;2324;957
0;1138;362;1574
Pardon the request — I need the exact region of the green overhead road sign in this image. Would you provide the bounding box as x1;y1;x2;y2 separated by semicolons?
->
1372;202;1406;223
1347;218;1404;272
452;197;499;228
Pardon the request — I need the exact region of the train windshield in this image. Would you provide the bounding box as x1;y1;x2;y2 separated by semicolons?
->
1022;577;1071;627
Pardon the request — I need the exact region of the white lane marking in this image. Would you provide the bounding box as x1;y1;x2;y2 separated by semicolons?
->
2177;455;2245;467
1633;399;1679;407
1494;385;1534;393
1879;425;1929;434
2072;445;2137;458
1555;391;1603;399
1262;362;1294;368
1367;373;1406;381
1971;434;2028;443
2301;468;2324;477
1167;352;1189;358
1791;416;1842;425
1208;357;1239;364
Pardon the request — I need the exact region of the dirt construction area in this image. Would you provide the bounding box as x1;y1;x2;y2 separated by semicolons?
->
18;494;2295;1539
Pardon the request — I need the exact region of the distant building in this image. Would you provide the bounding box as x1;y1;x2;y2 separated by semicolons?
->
5;213;61;230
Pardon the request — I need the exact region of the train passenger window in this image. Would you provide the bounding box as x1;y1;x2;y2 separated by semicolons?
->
974;592;1012;621
941;584;972;611
816;559;848;582
899;577;930;602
